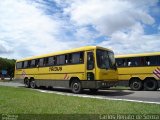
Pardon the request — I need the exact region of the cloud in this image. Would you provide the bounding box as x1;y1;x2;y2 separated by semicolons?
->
0;0;160;59
62;0;157;35
58;0;160;54
0;44;12;54
0;0;78;59
99;23;160;54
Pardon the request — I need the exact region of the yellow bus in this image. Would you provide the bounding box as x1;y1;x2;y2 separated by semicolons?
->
15;46;118;93
115;52;160;91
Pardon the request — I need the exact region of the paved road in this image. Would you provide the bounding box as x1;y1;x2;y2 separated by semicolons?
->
0;80;160;104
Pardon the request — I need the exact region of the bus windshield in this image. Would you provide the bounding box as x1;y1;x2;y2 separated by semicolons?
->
96;49;116;69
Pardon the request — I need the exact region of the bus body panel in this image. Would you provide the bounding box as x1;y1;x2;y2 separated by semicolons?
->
117;66;160;81
115;52;160;90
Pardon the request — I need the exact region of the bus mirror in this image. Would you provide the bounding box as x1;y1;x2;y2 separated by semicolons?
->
36;65;39;68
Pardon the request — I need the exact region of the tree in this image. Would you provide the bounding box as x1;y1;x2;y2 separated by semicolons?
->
0;57;16;78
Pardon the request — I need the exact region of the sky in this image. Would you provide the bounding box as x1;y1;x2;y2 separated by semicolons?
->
0;0;160;59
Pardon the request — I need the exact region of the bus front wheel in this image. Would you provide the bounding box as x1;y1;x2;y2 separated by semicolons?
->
130;79;142;91
144;79;158;91
71;80;82;94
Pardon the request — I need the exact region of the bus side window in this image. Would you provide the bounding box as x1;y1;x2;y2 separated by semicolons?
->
57;55;65;65
127;59;131;66
145;57;150;66
130;58;139;66
140;57;145;66
16;62;23;69
72;53;80;64
87;52;94;70
23;61;28;68
48;57;54;66
116;58;126;67
68;54;72;63
80;52;84;63
145;56;158;66
44;58;49;66
65;54;68;64
31;60;36;67
39;58;44;67
35;59;39;67
26;61;31;68
53;56;57;65
158;56;160;65
149;56;158;66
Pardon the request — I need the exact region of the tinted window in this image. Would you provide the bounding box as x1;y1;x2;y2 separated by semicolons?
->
116;56;160;67
64;55;68;64
87;52;94;70
44;58;49;66
80;52;84;63
31;60;36;67
68;52;84;64
35;59;39;67
23;61;28;68
126;57;142;66
57;55;65;65
145;56;158;66
48;57;54;65
53;57;57;65
39;58;44;66
108;51;116;69
16;62;23;69
96;50;110;69
28;61;31;67
116;58;126;67
158;56;160;65
72;53;81;64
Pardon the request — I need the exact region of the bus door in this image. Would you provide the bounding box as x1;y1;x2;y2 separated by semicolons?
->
86;51;95;80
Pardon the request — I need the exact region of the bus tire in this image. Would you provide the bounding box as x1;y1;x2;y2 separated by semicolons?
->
89;89;98;93
144;79;158;91
130;79;142;91
71;80;82;94
24;78;30;88
30;80;37;89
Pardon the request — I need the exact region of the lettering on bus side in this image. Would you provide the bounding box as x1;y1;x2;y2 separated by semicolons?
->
49;66;62;71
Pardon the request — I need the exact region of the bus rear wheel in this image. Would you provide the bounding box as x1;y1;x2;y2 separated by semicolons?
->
30;80;37;89
24;78;30;88
71;80;82;94
130;79;142;91
144;79;157;91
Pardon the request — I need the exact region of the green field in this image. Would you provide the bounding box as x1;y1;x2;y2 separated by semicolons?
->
0;86;160;119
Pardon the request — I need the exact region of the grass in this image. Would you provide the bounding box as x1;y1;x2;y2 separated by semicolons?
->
0;86;160;119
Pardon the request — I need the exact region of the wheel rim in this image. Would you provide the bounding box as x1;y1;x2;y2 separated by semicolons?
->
31;81;35;88
25;80;29;87
133;82;140;88
73;83;79;91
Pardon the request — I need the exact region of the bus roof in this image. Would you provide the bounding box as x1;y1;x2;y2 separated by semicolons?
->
17;46;112;62
115;52;160;58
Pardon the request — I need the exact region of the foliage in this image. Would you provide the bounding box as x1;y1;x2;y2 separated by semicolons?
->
0;57;16;77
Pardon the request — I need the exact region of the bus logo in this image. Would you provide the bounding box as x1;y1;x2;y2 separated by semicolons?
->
153;67;160;79
49;66;62;71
